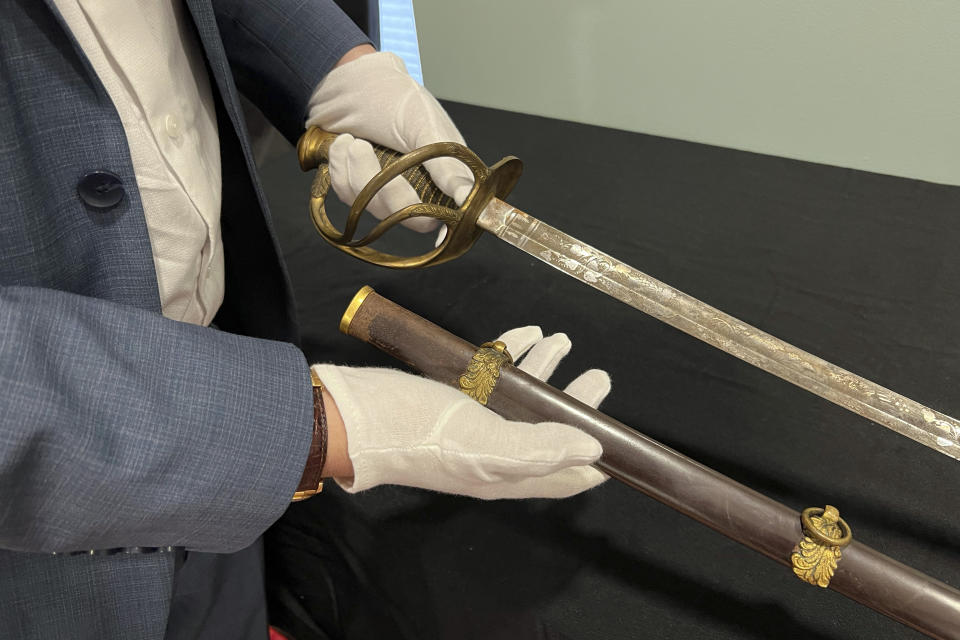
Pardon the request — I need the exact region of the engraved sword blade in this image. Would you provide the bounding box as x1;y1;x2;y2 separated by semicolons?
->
477;199;960;461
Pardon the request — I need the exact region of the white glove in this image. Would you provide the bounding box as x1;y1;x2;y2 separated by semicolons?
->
311;327;611;499
306;52;475;233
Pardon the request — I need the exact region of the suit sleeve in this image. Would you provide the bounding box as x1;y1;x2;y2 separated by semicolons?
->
0;285;314;554
212;0;373;143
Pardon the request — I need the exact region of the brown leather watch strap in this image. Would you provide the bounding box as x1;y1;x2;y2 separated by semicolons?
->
292;370;327;502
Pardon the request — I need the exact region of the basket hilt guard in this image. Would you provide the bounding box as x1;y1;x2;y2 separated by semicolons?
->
297;126;523;269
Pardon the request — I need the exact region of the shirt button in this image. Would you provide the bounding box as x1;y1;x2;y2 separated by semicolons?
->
77;171;125;209
164;114;182;139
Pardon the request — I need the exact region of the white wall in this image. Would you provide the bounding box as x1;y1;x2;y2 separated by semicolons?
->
413;0;960;186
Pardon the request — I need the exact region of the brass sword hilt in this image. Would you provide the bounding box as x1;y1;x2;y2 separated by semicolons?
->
296;126;523;268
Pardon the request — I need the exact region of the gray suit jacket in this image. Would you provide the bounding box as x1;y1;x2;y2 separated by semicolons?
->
0;1;368;637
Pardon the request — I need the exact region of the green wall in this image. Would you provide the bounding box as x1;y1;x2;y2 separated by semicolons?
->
413;0;960;185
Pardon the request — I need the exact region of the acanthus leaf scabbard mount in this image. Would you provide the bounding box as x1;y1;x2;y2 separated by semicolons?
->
338;285;960;640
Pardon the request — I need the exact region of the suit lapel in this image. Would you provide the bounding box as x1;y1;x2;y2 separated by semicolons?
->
183;0;249;145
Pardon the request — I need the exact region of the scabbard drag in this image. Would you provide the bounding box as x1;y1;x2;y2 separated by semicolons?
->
339;286;960;640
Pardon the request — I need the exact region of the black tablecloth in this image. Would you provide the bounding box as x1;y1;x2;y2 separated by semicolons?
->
260;102;960;640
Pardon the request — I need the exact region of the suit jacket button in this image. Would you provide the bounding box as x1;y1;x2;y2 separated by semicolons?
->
78;171;125;208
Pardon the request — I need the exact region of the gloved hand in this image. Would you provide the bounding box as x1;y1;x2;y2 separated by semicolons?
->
305;51;475;233
311;327;611;499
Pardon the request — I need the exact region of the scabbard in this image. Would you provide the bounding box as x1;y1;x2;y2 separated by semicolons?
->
339;286;960;640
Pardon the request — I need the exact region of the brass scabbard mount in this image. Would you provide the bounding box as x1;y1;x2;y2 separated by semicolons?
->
297;126;523;269
458;341;513;405
791;505;853;588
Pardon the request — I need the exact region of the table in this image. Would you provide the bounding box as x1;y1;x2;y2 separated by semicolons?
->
261;101;960;640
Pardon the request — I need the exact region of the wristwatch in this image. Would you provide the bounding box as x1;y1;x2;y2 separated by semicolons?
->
292;369;327;501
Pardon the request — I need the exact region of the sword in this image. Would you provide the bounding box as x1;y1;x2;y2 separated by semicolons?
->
297;126;960;461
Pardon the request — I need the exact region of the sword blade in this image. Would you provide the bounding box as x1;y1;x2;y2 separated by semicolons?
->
477;198;960;460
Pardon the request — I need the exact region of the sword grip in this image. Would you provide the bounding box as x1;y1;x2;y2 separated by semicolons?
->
297;127;456;209
296;126;523;269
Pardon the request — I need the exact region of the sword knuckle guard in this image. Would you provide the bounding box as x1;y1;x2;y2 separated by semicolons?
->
296;126;522;269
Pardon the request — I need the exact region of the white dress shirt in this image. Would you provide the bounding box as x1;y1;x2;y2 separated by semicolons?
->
54;0;224;326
